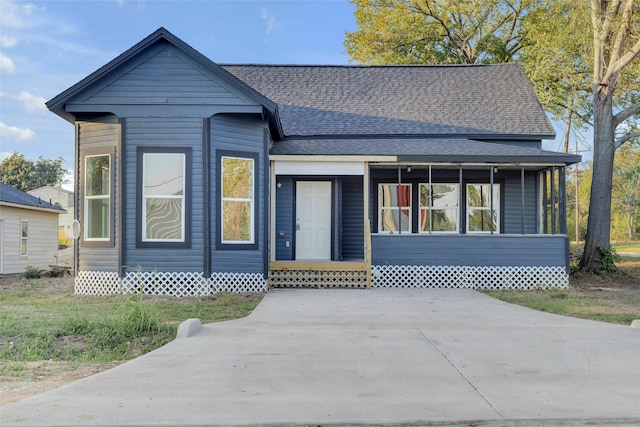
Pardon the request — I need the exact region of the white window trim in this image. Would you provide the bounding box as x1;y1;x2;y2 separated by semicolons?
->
377;183;412;234
418;183;460;234
20;220;28;256
142;152;186;242
84;154;111;241
466;183;500;234
221;156;255;244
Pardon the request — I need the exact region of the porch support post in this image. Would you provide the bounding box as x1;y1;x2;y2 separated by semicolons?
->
363;162;370;259
542;170;548;234
559;166;567;235
459;165;463;233
490;166;495;234
270;160;276;262
521;166;525;234
397;166;402;234
428;165;432;234
551;167;556;234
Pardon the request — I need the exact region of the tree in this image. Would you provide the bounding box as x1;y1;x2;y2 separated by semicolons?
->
518;1;592;152
611;144;640;240
345;0;540;65
579;0;640;272
0;152;67;192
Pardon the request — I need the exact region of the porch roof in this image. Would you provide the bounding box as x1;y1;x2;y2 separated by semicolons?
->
270;138;581;165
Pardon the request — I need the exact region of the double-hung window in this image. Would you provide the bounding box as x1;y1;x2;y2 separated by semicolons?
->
218;152;257;248
20;220;28;256
466;183;500;233
378;183;412;233
419;183;459;233
142;152;186;242
84;154;111;241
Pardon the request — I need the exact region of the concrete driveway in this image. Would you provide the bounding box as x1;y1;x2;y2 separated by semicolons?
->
2;288;640;426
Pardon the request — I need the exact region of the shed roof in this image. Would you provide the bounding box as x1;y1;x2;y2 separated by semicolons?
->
222;63;556;139
0;183;66;213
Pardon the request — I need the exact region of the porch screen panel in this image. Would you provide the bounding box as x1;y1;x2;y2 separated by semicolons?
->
467;183;500;233
143;153;185;241
84;154;110;240
378;184;411;233
419;183;459;233
221;156;254;244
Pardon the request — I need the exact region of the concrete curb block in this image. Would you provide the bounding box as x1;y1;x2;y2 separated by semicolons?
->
631;320;640;329
177;318;202;338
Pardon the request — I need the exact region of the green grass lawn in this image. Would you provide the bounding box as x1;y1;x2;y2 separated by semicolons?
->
612;241;640;253
485;257;640;325
0;280;263;364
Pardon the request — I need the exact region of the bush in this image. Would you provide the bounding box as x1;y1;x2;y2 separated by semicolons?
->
597;245;621;273
24;265;41;279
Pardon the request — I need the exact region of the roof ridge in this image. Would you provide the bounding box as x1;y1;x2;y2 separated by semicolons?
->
220;63;520;68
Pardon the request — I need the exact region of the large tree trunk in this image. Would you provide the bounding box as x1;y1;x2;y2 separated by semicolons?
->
579;85;616;272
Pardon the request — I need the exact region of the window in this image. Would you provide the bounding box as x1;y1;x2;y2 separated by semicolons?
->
220;155;255;245
378;183;412;233
419;183;459;233
466;183;500;233
84;154;111;240
142;152;186;242
20;220;28;256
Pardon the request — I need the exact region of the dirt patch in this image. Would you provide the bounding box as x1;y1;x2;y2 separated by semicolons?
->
0;360;119;406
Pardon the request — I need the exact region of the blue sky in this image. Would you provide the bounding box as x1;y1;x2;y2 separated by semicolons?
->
1;0;582;190
0;0;357;186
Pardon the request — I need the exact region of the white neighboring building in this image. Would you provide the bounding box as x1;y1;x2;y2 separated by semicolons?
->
28;186;74;244
1;183;66;274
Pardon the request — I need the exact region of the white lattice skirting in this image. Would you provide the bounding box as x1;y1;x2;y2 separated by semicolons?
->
74;271;267;296
372;265;568;290
75;271;122;296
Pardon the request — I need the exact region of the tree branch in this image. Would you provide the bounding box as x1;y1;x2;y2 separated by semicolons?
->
615;130;640;149
614;103;640;128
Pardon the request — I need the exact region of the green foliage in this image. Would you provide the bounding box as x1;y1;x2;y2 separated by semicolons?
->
116;291;162;335
0;152;68;192
24;265;41;279
345;0;539;65
597;245;621;273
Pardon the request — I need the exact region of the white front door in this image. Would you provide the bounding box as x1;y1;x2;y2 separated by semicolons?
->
296;181;331;260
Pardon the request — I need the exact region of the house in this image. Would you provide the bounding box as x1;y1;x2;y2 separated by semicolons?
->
0;183;66;275
28;186;75;244
46;28;580;296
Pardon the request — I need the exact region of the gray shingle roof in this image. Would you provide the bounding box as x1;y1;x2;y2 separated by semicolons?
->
271;138;580;164
0;183;66;212
222;64;555;139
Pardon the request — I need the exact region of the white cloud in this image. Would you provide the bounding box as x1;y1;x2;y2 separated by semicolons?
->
0;51;17;74
0;122;36;141
18;91;47;114
261;8;282;36
1;151;14;160
1;35;17;47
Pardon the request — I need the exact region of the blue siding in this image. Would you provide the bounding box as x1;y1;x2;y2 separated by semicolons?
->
87;42;254;106
371;234;568;268
210;115;268;274
124;117;205;273
503;171;538;234
342;176;364;260
275;177;294;260
77;116;120;272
